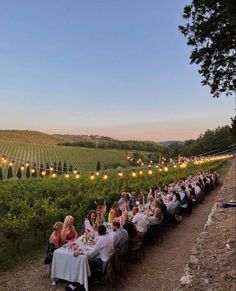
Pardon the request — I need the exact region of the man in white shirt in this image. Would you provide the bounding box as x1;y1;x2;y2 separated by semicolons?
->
132;207;148;233
74;225;114;277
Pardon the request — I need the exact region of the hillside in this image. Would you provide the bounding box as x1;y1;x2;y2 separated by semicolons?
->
0;130;62;144
53;134;115;143
0;130;168;152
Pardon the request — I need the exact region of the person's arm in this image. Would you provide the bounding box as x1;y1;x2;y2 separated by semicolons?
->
132;215;137;225
60;227;68;244
74;237;101;258
73;226;78;240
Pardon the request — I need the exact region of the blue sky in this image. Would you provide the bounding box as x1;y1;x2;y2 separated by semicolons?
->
0;0;234;141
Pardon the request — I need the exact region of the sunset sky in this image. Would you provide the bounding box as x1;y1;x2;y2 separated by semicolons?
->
0;0;234;142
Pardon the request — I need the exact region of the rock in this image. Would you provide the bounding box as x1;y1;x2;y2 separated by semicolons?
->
180;273;192;286
189;256;199;269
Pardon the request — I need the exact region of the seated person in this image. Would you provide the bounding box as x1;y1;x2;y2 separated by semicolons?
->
129;192;138;210
174;193;183;222
112;221;129;256
132;207;148;235
122;213;139;250
82;210;97;237
148;199;163;226
108;201;122;222
44;221;63;264
147;199;163;243
96;204;106;224
74;224;114;278
166;194;176;215
61;215;78;244
122;213;138;240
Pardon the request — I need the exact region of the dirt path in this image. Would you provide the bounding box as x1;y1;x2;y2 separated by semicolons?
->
0;161;233;291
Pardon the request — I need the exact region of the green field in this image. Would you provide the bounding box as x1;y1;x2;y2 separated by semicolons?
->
0;141;148;175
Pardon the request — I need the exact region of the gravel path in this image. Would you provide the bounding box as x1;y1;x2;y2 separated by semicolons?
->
0;160;234;291
177;158;236;291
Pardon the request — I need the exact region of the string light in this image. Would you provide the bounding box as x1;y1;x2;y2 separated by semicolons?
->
118;171;123;177
0;152;233;181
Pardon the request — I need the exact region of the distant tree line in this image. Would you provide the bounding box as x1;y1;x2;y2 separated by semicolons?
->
57;140;164;152
58;125;235;160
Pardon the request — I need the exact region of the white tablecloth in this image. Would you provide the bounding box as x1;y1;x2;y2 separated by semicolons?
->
51;241;91;291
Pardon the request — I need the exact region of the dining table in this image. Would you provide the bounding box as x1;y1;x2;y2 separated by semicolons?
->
51;236;93;291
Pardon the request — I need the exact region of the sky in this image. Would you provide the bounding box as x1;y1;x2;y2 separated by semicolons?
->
0;0;234;142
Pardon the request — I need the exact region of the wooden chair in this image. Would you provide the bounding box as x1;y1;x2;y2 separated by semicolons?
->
89;249;122;288
128;237;145;264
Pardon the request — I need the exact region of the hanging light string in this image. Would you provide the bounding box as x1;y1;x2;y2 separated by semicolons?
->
0;148;234;179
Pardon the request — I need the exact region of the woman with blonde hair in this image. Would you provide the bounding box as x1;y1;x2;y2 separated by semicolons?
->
61;215;78;244
108;201;122;222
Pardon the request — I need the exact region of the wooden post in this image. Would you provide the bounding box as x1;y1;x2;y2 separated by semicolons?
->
125;151;128;191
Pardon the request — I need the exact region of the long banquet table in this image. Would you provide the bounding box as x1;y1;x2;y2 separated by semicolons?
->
51;237;92;291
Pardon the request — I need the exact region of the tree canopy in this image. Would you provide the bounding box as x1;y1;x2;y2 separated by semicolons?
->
179;0;236;97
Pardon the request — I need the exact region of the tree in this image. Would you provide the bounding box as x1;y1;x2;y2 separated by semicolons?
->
179;0;236;97
7;165;13;179
31;162;37;178
16;167;22;179
58;161;62;175
96;161;101;172
230;116;236;139
40;162;44;177
26;165;30;178
63;161;68;174
45;162;50;176
0;167;3;180
68;165;73;173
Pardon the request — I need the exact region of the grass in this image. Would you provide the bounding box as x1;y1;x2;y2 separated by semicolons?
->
0;233;46;271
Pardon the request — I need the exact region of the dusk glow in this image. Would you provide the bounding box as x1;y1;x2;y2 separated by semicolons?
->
0;1;234;141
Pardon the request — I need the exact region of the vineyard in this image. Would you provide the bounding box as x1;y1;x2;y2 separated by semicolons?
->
0;141;148;176
0;158;228;270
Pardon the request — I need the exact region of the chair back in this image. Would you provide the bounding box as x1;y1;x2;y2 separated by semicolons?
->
104;248;122;287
